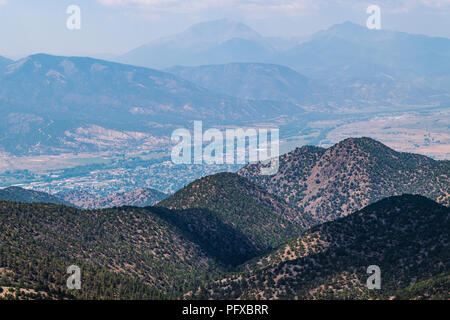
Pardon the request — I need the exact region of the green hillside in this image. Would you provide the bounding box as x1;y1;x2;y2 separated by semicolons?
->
159;172;315;263
0;201;221;299
194;195;449;299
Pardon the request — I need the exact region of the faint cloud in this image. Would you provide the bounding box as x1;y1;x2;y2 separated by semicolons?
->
327;0;450;14
0;0;7;5
97;0;450;11
95;0;321;21
419;0;450;6
98;0;177;6
381;0;450;13
96;0;450;19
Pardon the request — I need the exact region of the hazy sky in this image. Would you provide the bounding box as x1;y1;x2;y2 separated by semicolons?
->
1;0;449;59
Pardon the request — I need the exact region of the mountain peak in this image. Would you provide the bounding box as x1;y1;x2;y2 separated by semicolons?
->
326;20;367;33
239;137;448;222
362;193;442;209
166;18;264;49
186;18;261;39
157;171;313;265
149;18;262;46
334;136;393;150
312;21;373;41
332;20;365;29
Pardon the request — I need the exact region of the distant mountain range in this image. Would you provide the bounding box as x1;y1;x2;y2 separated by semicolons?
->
119;19;450;107
120;19;276;69
1;20;449;156
1;53;270;125
0;138;448;299
120;19;450;83
167;63;312;103
281;21;450;80
0;54;300;155
239;137;450;222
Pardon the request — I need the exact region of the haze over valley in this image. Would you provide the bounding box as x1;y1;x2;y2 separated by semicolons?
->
0;19;449;198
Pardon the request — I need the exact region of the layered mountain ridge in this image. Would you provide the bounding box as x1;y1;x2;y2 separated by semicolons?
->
0;54;301;155
0;138;448;300
194;195;449;299
119;19;450;107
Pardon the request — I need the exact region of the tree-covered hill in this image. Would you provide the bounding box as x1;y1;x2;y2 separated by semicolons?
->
158;172;315;264
1;193;448;300
0;201;222;299
194;195;449;300
0;172;318;299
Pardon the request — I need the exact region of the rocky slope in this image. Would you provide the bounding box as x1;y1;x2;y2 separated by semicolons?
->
239;137;450;222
